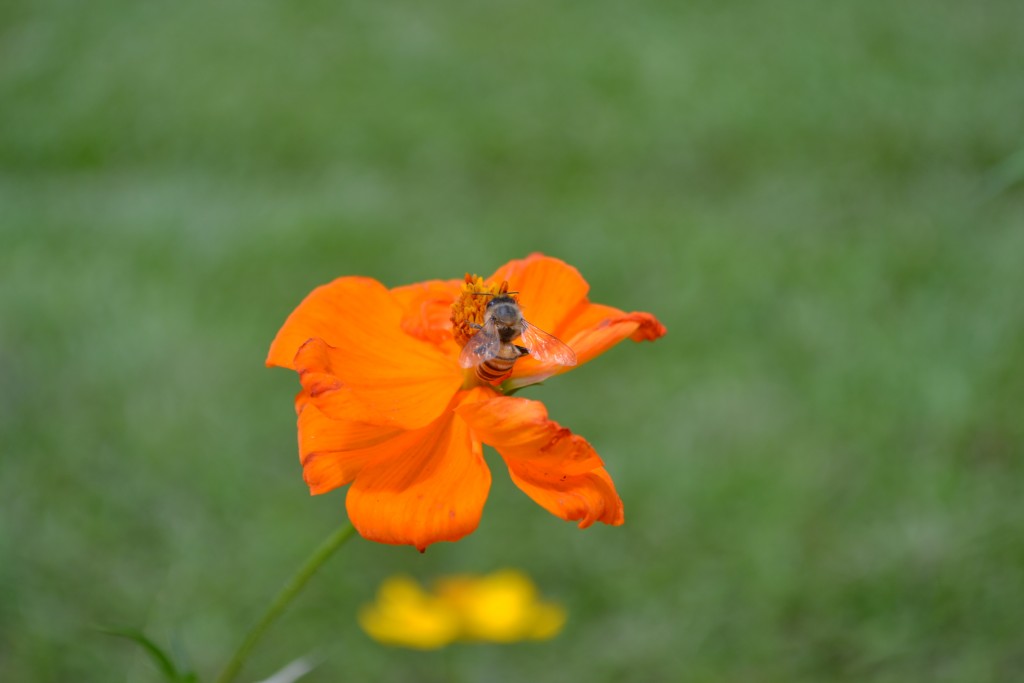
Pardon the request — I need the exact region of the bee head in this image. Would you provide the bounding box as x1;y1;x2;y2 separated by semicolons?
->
473;291;518;308
485;293;518;308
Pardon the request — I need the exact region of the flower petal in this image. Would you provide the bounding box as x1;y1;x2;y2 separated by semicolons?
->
358;576;461;649
489;254;590;336
297;399;401;495
507;305;667;388
293;325;463;429
507;464;624;528
267;276;385;370
560;302;668;346
346;389;493;551
291;340;385;425
434;569;566;643
456;396;623;527
268;277;464;429
390;278;462;348
456;396;602;475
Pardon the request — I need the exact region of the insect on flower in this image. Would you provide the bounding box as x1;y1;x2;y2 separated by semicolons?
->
267;253;666;550
458;282;577;385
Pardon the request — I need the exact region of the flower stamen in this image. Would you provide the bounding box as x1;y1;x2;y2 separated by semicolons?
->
449;274;513;347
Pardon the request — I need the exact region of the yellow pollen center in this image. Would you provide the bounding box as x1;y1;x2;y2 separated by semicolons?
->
450;274;513;347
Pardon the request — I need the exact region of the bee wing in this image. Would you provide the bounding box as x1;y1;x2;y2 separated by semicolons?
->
458;319;503;368
520;319;577;366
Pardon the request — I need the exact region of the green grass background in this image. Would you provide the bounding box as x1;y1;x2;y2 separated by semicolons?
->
3;0;1024;681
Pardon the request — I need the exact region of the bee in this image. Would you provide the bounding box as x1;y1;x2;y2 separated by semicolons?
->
458;293;577;384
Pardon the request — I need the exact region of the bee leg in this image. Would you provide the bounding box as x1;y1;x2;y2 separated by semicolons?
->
514;345;529;357
469;322;483;330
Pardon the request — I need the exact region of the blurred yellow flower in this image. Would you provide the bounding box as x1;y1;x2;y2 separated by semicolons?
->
434;570;566;642
359;570;566;649
357;576;461;650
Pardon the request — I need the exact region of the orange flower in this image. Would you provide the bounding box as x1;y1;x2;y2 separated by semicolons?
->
267;253;666;551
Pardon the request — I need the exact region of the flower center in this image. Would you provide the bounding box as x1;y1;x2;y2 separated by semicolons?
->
450;274;513;347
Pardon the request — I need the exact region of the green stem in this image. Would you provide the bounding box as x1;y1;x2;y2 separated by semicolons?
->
214;522;357;683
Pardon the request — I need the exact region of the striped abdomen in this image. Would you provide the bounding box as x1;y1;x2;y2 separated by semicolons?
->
475;344;527;385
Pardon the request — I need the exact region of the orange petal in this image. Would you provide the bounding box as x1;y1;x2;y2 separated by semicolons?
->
291;339;384;425
456;396;623;527
346;389;493;551
565;310;666;365
507;303;667;388
488;254;590;336
456;396;603;475
267;276;386;370
292;323;463;430
507;463;624;528
561;302;668;345
297;400;401;495
390;278;463;348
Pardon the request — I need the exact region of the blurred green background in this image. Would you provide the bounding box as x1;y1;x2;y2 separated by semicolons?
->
3;0;1024;681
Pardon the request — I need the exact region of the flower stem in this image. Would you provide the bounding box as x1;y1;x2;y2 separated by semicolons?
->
214;522;357;683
